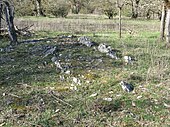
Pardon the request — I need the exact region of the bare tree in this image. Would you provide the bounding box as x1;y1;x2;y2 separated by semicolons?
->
164;0;170;47
126;0;140;18
0;0;17;45
0;4;2;35
116;0;125;38
69;0;82;14
33;0;45;16
160;1;166;40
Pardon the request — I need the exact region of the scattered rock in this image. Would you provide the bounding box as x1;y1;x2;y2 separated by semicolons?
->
2;93;6;96
108;91;114;94
137;95;142;99
78;36;95;47
0;48;4;52
55;109;60;113
107;50;118;59
120;81;134;92
89;93;98;97
59;75;65;81
123;56;133;64
72;77;81;85
4;45;14;52
43;61;47;66
54;60;63;70
65;70;71;75
103;97;112;102
0;57;15;64
163;103;170;108
51;56;58;63
98;43;117;59
43;46;56;57
70;84;77;91
59;35;75;39
51;56;71;73
98;43;111;53
132;101;136;107
68;35;74;38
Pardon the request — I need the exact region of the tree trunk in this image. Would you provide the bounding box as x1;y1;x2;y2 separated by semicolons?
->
0;4;2;35
4;2;17;45
132;7;138;18
131;0;140;19
166;9;170;47
118;7;122;38
163;0;170;47
72;4;80;14
35;0;45;16
146;9;151;19
160;3;166;40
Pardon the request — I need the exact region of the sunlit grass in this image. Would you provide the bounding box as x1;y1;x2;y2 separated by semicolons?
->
0;19;170;126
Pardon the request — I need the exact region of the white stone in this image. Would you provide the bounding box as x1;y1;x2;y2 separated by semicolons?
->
65;70;71;75
103;98;112;102
120;81;134;92
73;77;81;85
89;93;98;97
123;56;132;64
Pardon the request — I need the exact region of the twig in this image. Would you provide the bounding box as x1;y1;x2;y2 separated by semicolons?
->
0;122;6;127
25;122;41;127
8;93;21;99
50;91;73;108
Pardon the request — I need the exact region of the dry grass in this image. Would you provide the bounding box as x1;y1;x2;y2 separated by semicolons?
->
10;15;160;34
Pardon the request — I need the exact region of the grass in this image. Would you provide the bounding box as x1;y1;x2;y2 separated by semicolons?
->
13;15;160;34
0;18;170;127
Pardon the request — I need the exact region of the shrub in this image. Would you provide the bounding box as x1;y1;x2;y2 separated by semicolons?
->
50;5;69;18
104;9;117;19
15;3;34;16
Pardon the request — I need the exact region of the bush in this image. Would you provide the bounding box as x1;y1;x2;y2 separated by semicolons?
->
50;5;69;18
104;9;117;19
15;3;34;16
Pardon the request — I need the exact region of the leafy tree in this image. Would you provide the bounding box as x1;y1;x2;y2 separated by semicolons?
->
140;0;161;19
80;0;95;14
50;4;69;17
103;0;117;19
14;0;34;16
14;0;47;16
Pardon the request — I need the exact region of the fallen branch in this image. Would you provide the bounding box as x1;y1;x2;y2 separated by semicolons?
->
0;122;6;127
0;25;34;37
15;25;34;36
50;91;73;108
8;93;21;99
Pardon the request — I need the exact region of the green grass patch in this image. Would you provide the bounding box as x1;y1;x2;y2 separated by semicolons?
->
0;19;170;127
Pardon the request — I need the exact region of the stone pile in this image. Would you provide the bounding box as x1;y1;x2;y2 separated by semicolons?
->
78;36;95;47
98;43;117;59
